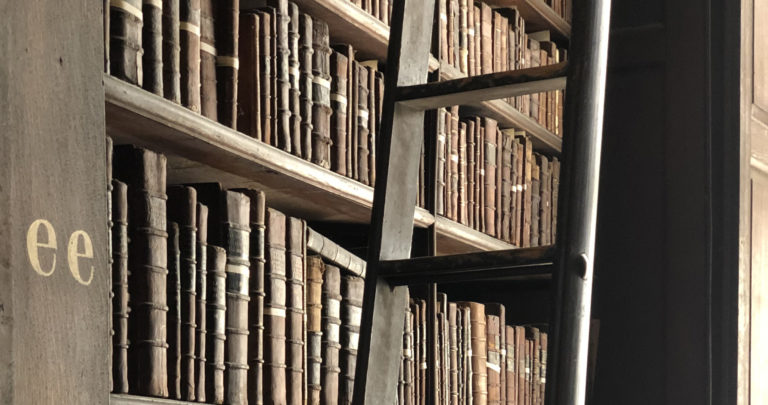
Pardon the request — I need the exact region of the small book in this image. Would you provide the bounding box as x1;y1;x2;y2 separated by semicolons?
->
214;0;240;128
163;0;181;103
306;256;325;405
180;0;201;112
330;51;349;177
265;208;288;405
322;264;342;405
289;3;303;158
238;12;262;140
206;245;227;404
143;0;164;95
200;0;218;120
311;18;333;169
299;14;315;161
286;217;306;405
195;203;209;402
339;275;364;405
111;179;129;394
109;0;143;85
167;222;182;399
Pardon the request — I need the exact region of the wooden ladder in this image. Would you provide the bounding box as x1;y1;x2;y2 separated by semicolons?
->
352;0;611;404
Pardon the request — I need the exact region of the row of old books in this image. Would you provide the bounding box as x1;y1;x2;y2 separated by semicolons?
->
436;109;559;248
396;296;548;405
345;0;393;26
437;1;566;136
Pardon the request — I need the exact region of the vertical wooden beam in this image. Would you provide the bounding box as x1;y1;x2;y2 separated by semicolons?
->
545;0;611;404
353;0;436;403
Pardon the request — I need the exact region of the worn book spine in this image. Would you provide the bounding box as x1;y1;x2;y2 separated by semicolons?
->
419;300;427;405
380;0;389;25
487;304;506;405
114;145;169;398
486;315;501;405
206;245;227;404
479;4;492;75
288;3;302;157
446;0;455;66
214;0;239;128
459;121;468;224
265;208;287;405
347;48;357;178
442;110;452;218
200;0;218;120
528;39;540;122
404;303;414;405
499;131;512;242
505;326;515;405
112;180;130;394
167;222;182;399
258;10;273;145
551;158;560;244
322;264;342;405
514;135;525;246
106;134;114;396
104;0;111;74
142;0;163;95
339;275;364;405
474;118;483;230
514;326;525;405
168;186;198;400
483;118;498;237
507;134;519;246
527;327;540;405
375;71;384;185
330;51;349;177
458;0;468;73
439;0;447;63
539;156;551;246
356;66;370;185
306;256;325;405
449;304;459;405
465;302;487;405
531;160;541;247
449;106;459;221
238;13;262;140
521;136;533;247
270;0;291;151
287;218;306;405
436;108;447;216
180;0;201;112
162;0;181;103
492;11;501;73
195;203;208;402
539;333;548;405
495;127;503;238
311;18;333;169
110;0;143;85
466;119;476;229
367;66;378;187
409;301;420;405
299;15;314;162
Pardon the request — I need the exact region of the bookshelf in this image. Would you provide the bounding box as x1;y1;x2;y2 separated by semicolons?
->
485;0;571;40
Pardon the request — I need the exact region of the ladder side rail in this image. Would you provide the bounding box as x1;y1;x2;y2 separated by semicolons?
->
546;0;612;404
353;0;437;404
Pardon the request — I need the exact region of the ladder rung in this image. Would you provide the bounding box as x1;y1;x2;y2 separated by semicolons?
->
378;245;555;285
395;62;568;110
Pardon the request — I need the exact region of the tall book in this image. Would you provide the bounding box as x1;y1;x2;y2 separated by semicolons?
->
195;203;209;402
258;10;273;145
404;302;415;405
513;136;524;247
349;59;359;180
180;0;201;112
480;4;492;75
466;119;476;229
238;13;262;140
474;118;483;230
459;121;468;224
539;156;551;246
356;66;370;185
200;0;218;120
483;118;498;237
104;0;111;74
287;218;306;405
163;0;181;103
486;314;501;405
306;256;325;405
311;18;333;169
114;145;169;398
531;160;541;247
322;264;342;405
109;0;143;85
288;3;303;158
459;0;468;73
167;222;182;399
521;135;533;247
265;208;288;405
436;108;447;216
439;0;447;63
540;333;548;405
111;180;130;394
449;106;460;221
268;0;292;151
339;275;364;405
462;302;486;405
142;0;163;95
495;126;504;239
487;304;506;405
366;66;378;186
492;11;501;73
168;186;198;400
330;51;349;177
449;303;459;405
214;0;239;128
514;325;525;405
528;38;540;123
206;245;227;404
526;327;540;405
504;326;516;405
299;14;315;161
501;132;514;242
466;1;475;76
551;158;560;243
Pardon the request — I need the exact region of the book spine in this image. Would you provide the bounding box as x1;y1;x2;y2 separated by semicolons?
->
142;0;163;95
114;145;169;398
322;264;342;405
299;15;315;162
349;53;357;179
459;121;468;225
551;158;560;244
514;136;524;246
449;106;459;221
446;0;454;66
111;180;130;394
287;218;306;405
521;136;533;247
508;134;519;246
458;0;468;73
206;245;227;404
528;39;540;123
339;275;364;405
539;156;551;246
486;315;501;405
514;326;525;405
356;66;370;185
110;0;143;85
237;13;262;140
480;4;492;75
501;132;512;242
367;67;377;186
288;3;303;158
483;118;498;237
265;208;287;405
451;0;459;68
473;118;482;230
466;120;475;229
380;0;389;25
104;0;111;74
180;0;201;112
330;51;348;177
272;0;292;151
195;204;208;402
526;328;540;405
306;256;325;405
439;0;447;63
200;0;218;120
436;108;446;216
259;11;273;145
163;0;181;103
467;303;487;405
505;326;515;405
495;127;503;238
404;303;414;405
466;2;475;76
449;304;459;405
540;333;548;405
531;159;541;247
167;222;182;399
311;18;333;169
492;11;501;73
214;0;239;128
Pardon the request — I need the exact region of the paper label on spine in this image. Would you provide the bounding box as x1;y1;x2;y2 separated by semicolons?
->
217;56;239;69
111;0;143;20
486;362;501;373
200;41;217;56
313;76;331;90
331;93;348;107
180;21;201;36
264;306;286;318
325;298;340;319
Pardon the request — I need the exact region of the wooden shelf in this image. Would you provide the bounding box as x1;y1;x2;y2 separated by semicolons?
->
435;216;515;254
111;394;197;405
485;0;571;41
438;61;563;154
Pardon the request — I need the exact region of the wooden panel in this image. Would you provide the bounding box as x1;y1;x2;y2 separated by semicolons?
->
752;173;768;405
0;0;109;403
754;0;768;111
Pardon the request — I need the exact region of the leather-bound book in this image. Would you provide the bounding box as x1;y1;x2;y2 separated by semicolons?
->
520;136;533;247
356;66;370;185
311;18;333;170
288;3;303;158
380;0;389;25
195;203;209;402
531;159;540;247
167;222;182;399
466;119;476;229
492;11;501;73
404;302;414;405
436;108;447;216
168;186;198;400
486;314;501;405
500;16;508;75
409;301;420;405
442;110;451;218
143;0;163;95
287;218;306;405
451;0;460;67
458;0;468;73
501;132;513;242
438;0;447;63
526;327;540;405
479;4;492;74
367;66;378;186
299;15;315;162
551;158;560;243
504;326;515;405
106;135;113;395
104;0;111;74
200;0;218;120
495;127;503;238
214;0;239;128
455;305;463;405
111;180;130;394
539;156;551;246
110;0;143;85
483;118;498;237
349;59;358;180
114;145;169;398
540;332;547;405
238;13;262;140
330;51;349;176
375;70;384;184
462;306;472;405
487;304;505;405
163;0;181;103
419;300;427;405
306;256;325;405
472;5;481;76
264;0;291;151
513;135;525;246
339;275;364;405
449;303;459;405
449;106;459;221
514;326;525;405
466;1;475;76
459;121;468;224
206;245;227;404
258;10;274;145
459;302;486;405
322;264;342;405
180;0;201;112
445;0;454;66
507;134;519;246
528;38;540;122
265;208;288;405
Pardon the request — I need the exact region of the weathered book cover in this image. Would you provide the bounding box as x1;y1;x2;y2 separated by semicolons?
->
436;108;447;216
531;159;540;247
466;1;475;76
474;117;483;230
288;3;302;157
480;4;492;74
322;264;342;405
486;314;501;405
195;203;209;402
539;155;551;246
508;134;519;246
483;118;498;237
267;0;291;151
258;10;274;145
466;119;476;229
526;327;540;405
200;0;218;120
446;0;455;66
380;0;389;25
287;217;306;405
449;303;459;405
461;302;486;405
459;121;468;224
114;145;169;398
540;332;548;405
367;66;379;186
206;245;227;404
504;326;516;405
439;0;448;63
514;325;525;405
492;11;501;73
495;127;503;239
500;16;508;76
214;0;239;128
238;13;262;140
110;0;143;85
528;38;540;122
306;256;325;405
330;51;348;176
356;66;370;185
404;302;415;405
265;208;287;405
349;50;358;178
513;135;525;246
487;304;506;405
551;158;560;244
299;14;315;161
180;0;201;112
167;222;182;399
458;0;468;73
521;135;533;247
163;0;181;103
311;18;333;169
449;106;460;221
143;0;163;95
111;179;130;394
501;132;513;242
339;275;364;405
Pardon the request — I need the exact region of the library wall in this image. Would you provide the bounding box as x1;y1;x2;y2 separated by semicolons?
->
0;1;110;403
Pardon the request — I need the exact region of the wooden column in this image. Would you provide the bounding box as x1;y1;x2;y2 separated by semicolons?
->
0;0;109;403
